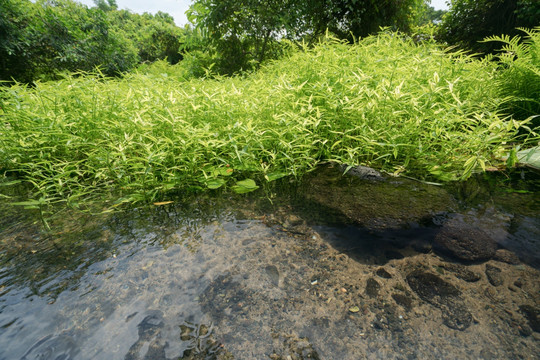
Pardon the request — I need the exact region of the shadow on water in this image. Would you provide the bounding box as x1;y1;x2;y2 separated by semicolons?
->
0;166;539;359
288;165;540;269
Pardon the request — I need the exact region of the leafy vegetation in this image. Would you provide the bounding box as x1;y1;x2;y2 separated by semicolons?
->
186;0;427;74
1;33;538;212
0;0;189;83
484;27;540;124
438;0;540;54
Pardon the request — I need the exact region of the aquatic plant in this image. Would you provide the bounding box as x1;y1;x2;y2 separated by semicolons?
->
0;32;537;210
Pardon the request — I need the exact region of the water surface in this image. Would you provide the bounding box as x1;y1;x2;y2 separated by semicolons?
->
1;167;539;359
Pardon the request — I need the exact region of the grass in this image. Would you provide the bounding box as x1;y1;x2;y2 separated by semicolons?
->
1;32;538;211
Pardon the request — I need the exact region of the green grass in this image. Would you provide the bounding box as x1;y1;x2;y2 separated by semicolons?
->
1;32;538;210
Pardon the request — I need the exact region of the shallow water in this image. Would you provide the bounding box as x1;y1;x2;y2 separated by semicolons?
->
1;167;539;359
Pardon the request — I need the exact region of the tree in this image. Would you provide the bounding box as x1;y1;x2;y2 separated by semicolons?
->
28;0;139;77
93;0;117;12
418;4;447;24
0;0;37;82
108;10;185;65
1;0;188;82
438;0;540;54
187;0;426;74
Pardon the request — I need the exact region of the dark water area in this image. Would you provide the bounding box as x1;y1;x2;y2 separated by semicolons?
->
0;166;539;359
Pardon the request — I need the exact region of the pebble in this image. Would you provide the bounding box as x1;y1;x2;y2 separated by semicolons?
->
376;267;392;279
485;264;503;287
365;278;381;298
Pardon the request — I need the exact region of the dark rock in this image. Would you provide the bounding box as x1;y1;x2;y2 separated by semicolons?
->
411;241;432;254
375;267;392;279
392;293;413;310
440;263;481;282
518;323;533;337
384;250;404;260
300;165;457;231
479;348;499;359
371;305;404;332
125;311;169;360
519;305;540;333
365;277;381;298
440;301;473;331
406;270;472;331
341;164;384;181
406;270;460;299
493;249;521;265
270;333;321;360
485;264;503;287
265;265;280;287
433;223;497;262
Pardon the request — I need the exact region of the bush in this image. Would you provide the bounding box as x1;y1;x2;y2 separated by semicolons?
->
2;32;538;210
484;27;540;126
438;0;540;54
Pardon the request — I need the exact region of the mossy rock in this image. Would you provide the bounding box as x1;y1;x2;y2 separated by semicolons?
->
300;165;456;230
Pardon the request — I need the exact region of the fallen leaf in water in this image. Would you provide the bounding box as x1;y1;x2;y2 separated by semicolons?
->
153;201;174;206
349;306;360;313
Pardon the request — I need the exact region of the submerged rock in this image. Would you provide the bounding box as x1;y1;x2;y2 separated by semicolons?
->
340;164;384;181
485;264;504;287
384;250;404;260
440;263;481;282
406;270;472;331
365;278;381;298
375;267;392;279
265;265;280;287
392;293;413;310
433;223;497;262
519;305;540;333
301;165;456;230
493;249;521;265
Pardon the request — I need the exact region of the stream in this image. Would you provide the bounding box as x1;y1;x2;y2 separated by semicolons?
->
1;164;539;359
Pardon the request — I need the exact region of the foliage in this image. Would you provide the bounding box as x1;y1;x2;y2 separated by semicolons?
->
438;0;540;54
0;0;188;83
187;0;426;74
1;32;537;211
483;27;540;125
0;0;38;82
107;10;186;65
417;4;447;25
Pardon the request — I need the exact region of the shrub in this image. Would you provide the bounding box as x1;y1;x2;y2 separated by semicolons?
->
484;27;540;125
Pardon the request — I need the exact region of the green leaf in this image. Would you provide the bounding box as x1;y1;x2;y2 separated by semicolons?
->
506;148;518;168
206;178;226;189
0;180;22;187
516;146;540;170
12;200;41;207
264;172;287;182
232;179;259;194
215;167;234;177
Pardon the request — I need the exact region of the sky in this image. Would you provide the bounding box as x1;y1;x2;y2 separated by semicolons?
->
76;0;450;27
430;0;450;11
76;0;192;26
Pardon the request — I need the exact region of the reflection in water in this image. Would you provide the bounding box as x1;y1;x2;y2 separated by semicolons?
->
0;169;539;359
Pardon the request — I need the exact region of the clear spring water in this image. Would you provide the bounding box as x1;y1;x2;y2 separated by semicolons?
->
1;168;539;359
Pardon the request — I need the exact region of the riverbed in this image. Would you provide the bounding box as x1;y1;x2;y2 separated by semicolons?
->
1;165;539;359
